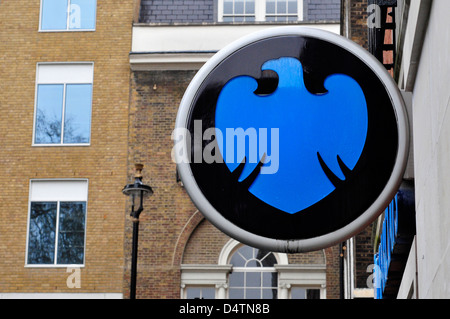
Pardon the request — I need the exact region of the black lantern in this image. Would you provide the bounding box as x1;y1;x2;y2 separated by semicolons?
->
122;163;153;299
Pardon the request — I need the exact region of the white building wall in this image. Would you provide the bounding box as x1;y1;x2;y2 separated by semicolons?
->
410;0;450;299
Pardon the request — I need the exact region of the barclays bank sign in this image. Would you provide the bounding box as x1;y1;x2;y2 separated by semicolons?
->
174;27;409;253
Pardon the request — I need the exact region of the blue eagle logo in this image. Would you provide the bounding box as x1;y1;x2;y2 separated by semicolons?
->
215;57;368;214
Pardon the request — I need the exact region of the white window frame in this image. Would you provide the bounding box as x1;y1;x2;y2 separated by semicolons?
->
180;239;327;299
25;179;89;268
289;286;323;299
39;0;97;32
276;264;327;299
180;265;232;299
33;62;94;147
218;0;304;22
183;286;217;299
226;245;280;299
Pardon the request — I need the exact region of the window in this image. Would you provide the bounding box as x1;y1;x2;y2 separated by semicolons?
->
266;0;299;22
185;287;216;299
180;264;231;299
33;63;94;146
40;0;97;31
222;0;256;22
26;180;88;266
291;287;321;299
218;0;303;22
181;239;326;299
228;245;278;299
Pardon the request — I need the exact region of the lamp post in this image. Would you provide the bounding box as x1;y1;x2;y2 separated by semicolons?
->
122;163;153;299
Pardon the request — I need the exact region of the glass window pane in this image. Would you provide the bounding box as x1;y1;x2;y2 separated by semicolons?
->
266;0;275;14
27;202;57;264
238;246;253;260
228;245;279;299
70;0;97;30
262;272;277;287
288;0;297;14
224;0;233;14
229;271;244;287
230;251;246;267
41;0;68;30
246;288;261;299
245;259;260;267
246;272;261;287
262;288;277;299
235;0;244;14
291;287;307;299
186;287;215;299
57;202;86;265
229;288;244;299
35;84;64;144
277;0;287;14
260;252;276;267
246;0;255;14
201;288;216;299
307;289;320;299
186;287;201;299
63;84;92;144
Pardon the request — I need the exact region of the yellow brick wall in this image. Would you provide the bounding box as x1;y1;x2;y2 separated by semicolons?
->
0;0;135;294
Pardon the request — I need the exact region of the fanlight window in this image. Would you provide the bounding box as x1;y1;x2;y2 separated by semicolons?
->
228;245;278;299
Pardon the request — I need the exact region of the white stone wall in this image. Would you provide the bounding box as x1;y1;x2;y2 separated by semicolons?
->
411;0;450;299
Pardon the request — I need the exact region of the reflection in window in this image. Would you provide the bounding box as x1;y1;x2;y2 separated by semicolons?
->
228;245;278;299
35;84;92;145
40;0;97;31
34;63;93;146
27;201;86;265
27;202;58;264
57;202;86;264
35;85;64;144
63;84;93;144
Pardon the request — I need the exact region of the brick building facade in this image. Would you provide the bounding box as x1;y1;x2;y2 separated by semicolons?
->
341;0;369;48
127;68;341;299
341;0;378;298
1;0;376;299
126;0;343;299
0;0;135;298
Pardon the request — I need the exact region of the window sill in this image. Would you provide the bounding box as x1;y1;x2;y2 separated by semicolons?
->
32;143;91;147
24;264;85;268
38;29;96;33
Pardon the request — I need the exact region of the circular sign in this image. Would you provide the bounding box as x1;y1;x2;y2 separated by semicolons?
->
174;27;409;253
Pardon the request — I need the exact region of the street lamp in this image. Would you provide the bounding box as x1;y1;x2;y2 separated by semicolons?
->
122;163;153;299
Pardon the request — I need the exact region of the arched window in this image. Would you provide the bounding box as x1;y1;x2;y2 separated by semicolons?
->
228;245;278;299
181;234;327;299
